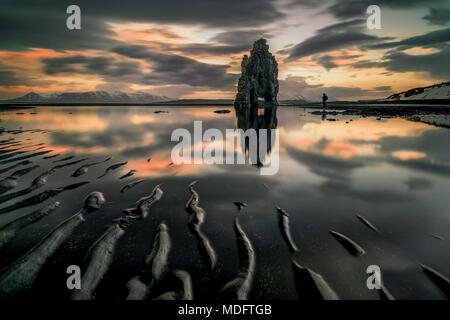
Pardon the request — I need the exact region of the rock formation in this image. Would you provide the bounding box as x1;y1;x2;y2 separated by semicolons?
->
234;39;279;109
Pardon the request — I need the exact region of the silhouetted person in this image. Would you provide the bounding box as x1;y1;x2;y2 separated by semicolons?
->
322;93;328;109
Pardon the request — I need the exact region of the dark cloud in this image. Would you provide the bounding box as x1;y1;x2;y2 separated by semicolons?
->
288;0;448;25
352;47;450;79
286;146;366;181
373;86;392;91
380;129;450;163
314;55;338;70
0;0;283;51
423;8;450;26
0;71;25;86
43;56;142;78
283;19;391;61
209;30;271;47
169;30;271;56
0;5;117;51
381;48;450;78
321;0;445;19
42;47;237;90
366;28;450;50
174;44;249;56
0;63;53;87
111;45;237;88
318;180;412;203
313;53;363;70
279;76;389;100
286;146;410;203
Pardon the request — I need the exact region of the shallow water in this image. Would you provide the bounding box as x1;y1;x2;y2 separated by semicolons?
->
0;105;449;300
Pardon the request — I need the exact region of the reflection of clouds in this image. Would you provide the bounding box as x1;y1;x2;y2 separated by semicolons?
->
40;144;106;155
0;112;108;132
323;141;371;158
388;158;450;177
286;147;366;181
129;114;158;124
183;108;234;119
318;180;412;203
379;129;450;162
379;128;450;177
2;106;449;298
281;118;435;154
287;147;412;203
281;116;450;180
403;177;433;191
283;114;449;204
392;150;426;161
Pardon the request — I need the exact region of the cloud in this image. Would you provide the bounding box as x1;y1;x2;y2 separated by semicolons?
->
367;28;450;50
382;48;450;78
287;146;365;181
279;76;389;100
0;0;284;51
322;0;445;19
0;4;117;51
0;63;54;88
43;56;142;77
283;19;391;61
111;45;237;88
423;8;450;26
352;46;450;79
0;70;26;86
286;146;410;203
313;53;363;70
177;30;271;55
314;55;338;70
42;47;238;90
373;86;392;91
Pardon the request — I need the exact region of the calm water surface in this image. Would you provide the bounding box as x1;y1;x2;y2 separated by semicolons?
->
0;105;449;300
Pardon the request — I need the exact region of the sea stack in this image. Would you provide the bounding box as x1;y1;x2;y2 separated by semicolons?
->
234;39;279;109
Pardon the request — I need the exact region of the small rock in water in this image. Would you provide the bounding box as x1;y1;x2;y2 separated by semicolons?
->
431;234;445;241
329;230;365;256
214;110;230;114
154;110;168;114
356;214;378;232
233;201;247;211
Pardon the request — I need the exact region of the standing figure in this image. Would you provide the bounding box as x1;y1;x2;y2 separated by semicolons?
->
322;93;328;109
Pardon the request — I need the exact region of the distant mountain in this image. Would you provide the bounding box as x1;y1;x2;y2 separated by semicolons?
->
383;82;450;101
1;91;171;104
159;99;234;105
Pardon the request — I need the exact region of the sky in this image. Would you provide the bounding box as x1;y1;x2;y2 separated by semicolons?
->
0;0;449;101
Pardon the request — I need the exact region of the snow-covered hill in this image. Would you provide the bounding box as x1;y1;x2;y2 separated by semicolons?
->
383;82;449;101
2;91;171;104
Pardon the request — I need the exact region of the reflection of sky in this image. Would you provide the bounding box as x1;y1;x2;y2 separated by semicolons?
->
0;106;449;299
